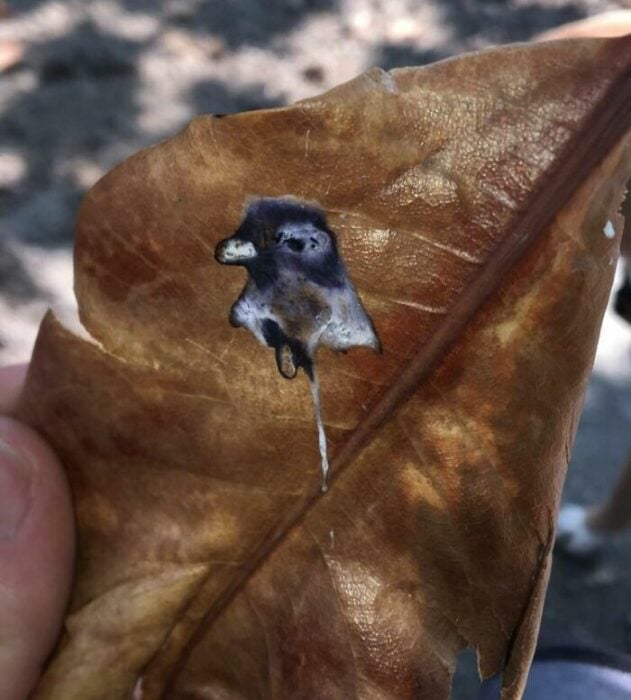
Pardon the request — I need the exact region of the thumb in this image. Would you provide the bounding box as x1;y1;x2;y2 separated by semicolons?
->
0;416;74;700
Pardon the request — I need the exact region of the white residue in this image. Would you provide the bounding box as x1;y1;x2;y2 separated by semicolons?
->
308;367;330;491
603;220;616;239
216;238;257;262
319;285;381;352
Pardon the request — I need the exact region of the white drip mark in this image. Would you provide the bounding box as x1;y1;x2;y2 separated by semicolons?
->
304;128;311;158
603;220;616;239
308;367;329;491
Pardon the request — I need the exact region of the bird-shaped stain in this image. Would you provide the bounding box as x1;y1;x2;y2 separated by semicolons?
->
215;197;381;490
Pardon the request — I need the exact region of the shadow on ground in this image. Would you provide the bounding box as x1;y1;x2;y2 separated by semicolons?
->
374;0;586;68
545;370;631;653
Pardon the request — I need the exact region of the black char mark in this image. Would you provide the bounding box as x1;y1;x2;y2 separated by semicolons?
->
225;198;346;290
215;196;380;381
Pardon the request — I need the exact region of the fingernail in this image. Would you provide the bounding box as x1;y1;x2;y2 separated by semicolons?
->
0;437;33;541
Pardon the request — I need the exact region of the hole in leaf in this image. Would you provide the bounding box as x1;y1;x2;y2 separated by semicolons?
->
451;647;484;700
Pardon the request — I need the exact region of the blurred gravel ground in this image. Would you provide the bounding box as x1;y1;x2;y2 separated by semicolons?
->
0;1;629;698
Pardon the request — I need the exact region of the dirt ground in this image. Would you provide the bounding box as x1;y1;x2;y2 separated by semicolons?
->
1;1;630;698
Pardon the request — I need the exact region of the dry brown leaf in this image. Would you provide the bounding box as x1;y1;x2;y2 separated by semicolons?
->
16;37;631;699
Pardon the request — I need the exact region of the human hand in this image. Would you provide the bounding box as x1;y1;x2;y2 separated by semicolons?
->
0;364;74;700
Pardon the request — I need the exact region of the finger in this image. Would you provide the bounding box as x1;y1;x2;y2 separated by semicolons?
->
0;416;75;700
0;364;28;415
536;10;631;40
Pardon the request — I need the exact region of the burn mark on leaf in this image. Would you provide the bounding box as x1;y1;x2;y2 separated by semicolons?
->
215;197;381;379
215;196;381;489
